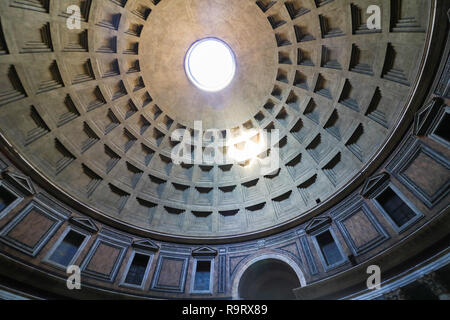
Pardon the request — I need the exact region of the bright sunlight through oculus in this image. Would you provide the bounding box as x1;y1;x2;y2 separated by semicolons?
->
185;38;236;92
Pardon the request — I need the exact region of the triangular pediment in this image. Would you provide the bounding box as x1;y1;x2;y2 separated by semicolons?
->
192;246;218;257
69;216;99;233
2;171;35;195
305;216;331;234
414;98;442;136
360;172;390;198
132;239;160;252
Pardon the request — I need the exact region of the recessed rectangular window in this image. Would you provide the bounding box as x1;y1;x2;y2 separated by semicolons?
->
0;186;17;212
124;253;150;286
433;111;450;145
193;260;212;292
48;230;86;267
316;230;343;267
376;187;417;228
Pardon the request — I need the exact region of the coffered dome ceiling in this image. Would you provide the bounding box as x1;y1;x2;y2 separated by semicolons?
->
0;0;432;241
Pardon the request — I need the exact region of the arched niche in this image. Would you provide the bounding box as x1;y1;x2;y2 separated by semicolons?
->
231;253;306;300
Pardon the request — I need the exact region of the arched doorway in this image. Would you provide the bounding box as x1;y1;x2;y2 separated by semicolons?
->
236;258;302;300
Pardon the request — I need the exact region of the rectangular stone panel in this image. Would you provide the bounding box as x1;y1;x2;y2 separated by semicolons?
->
0;200;67;256
80;236;128;282
85;243;121;274
335;202;389;256
150;254;188;293
388;140;450;208
7;209;54;248
341;210;380;248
